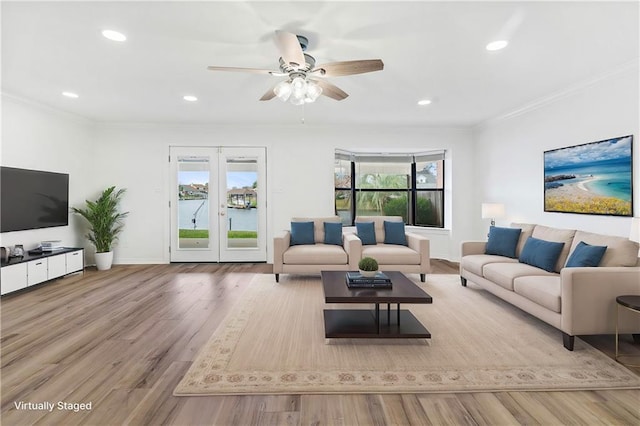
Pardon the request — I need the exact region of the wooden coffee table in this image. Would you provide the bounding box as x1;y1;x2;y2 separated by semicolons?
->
321;270;432;339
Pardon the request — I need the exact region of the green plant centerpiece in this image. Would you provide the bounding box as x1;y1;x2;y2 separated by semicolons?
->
72;186;129;270
358;256;379;277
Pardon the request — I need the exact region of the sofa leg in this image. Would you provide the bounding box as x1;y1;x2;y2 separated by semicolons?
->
275;274;280;283
562;332;575;351
460;277;467;287
420;273;425;283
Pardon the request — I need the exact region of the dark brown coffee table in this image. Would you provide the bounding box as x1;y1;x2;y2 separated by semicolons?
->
321;270;432;339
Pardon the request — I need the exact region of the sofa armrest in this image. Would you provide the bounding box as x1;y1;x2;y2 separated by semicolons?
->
273;231;291;273
344;233;362;270
461;241;487;257
406;232;431;273
560;266;640;335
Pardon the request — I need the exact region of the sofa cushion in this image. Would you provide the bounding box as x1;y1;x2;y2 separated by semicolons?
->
290;221;314;245
485;226;521;258
361;244;420;265
519;237;565;273
531;225;576;272
511;223;536;257
568;230;639;267
514;275;562;313
292;216;341;244
483;262;557;291
356;216;403;243
324;222;343;246
356;222;377;245
383;221;407;246
566;241;607;267
461;254;519;276
283;244;347;265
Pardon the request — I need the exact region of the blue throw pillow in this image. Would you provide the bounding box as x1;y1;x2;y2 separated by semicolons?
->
519;236;565;272
324;222;343;246
356;222;377;245
566;241;607;267
290;221;314;245
383;221;407;246
485;226;522;258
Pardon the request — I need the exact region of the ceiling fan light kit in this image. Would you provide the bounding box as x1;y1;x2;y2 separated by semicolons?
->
274;76;322;105
208;30;384;106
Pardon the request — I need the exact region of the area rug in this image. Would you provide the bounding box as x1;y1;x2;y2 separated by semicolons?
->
174;274;640;395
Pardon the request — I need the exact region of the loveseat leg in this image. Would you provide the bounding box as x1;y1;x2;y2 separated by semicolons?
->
275;273;280;283
562;332;575;351
460;277;467;287
420;274;425;282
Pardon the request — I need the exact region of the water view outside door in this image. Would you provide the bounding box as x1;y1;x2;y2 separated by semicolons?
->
178;157;210;249
177;157;258;250
225;158;258;249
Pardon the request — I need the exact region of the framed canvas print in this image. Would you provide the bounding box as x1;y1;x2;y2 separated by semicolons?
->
544;135;633;216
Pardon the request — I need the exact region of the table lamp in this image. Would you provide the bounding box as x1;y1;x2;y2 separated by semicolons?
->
630;217;640;243
481;203;505;227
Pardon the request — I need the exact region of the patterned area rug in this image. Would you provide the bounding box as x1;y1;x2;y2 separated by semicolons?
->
174;274;640;395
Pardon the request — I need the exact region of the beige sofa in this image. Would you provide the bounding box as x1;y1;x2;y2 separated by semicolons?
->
273;216;361;282
460;223;640;350
353;216;431;282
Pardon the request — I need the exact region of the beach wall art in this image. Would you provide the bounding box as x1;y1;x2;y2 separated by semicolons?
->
544;135;633;216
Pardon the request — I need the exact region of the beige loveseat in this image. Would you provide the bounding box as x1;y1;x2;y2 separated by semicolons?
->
273;216;361;282
353;216;431;282
460;223;640;350
273;215;431;283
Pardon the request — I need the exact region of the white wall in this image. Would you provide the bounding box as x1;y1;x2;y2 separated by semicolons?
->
472;65;639;239
0;95;94;255
93;123;474;264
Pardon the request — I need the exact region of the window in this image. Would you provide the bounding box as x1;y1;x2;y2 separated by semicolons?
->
334;150;445;228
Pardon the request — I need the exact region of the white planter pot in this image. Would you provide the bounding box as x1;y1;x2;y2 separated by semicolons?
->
359;269;378;278
95;251;114;271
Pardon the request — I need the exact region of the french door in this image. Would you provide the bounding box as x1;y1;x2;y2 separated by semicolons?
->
169;146;266;262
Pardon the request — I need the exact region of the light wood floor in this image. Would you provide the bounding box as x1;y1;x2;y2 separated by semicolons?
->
1;260;639;425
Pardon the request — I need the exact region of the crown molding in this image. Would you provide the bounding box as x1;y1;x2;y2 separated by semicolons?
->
475;58;639;130
1;91;94;125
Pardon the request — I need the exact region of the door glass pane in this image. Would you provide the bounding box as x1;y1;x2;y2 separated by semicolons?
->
226;158;258;249
178;156;210;249
335;190;352;225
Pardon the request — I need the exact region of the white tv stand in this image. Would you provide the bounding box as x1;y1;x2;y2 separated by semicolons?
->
0;248;84;295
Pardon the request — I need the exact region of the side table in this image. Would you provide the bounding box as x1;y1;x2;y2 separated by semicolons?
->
615;295;640;367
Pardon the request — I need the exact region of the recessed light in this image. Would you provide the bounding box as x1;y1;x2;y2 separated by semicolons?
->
62;92;79;98
183;95;198;102
486;40;508;51
102;30;127;42
417;99;432;106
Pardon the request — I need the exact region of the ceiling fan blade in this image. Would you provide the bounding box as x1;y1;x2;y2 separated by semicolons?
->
259;86;277;101
207;66;277;75
313;59;384;77
275;30;305;68
312;79;349;101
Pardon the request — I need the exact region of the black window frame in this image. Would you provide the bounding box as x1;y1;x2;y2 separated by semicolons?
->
334;151;445;228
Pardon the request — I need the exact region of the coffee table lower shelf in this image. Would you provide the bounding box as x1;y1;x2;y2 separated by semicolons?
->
324;309;431;339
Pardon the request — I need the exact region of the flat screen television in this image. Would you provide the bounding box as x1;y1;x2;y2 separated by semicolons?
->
1;167;69;232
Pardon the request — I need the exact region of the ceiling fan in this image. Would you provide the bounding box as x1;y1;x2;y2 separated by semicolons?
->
207;30;384;105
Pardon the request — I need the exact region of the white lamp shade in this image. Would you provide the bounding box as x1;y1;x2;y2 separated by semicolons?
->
481;203;505;219
630;217;640;243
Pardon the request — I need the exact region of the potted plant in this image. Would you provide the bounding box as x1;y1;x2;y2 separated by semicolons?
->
358;256;379;278
72;186;129;270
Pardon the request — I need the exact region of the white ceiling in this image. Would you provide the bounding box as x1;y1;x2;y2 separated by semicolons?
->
2;1;638;127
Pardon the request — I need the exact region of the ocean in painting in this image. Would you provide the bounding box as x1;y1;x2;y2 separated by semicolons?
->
544;157;632;202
